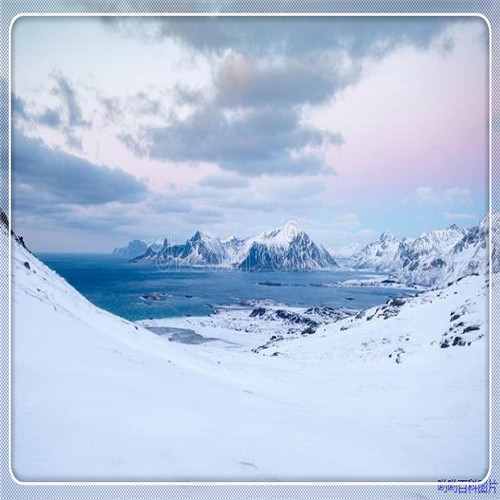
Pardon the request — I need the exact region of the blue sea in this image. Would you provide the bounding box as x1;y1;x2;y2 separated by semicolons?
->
37;254;411;321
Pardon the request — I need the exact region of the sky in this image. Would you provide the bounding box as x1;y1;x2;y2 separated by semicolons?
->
11;15;489;253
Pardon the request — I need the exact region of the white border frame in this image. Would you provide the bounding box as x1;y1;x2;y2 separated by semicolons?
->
7;11;494;487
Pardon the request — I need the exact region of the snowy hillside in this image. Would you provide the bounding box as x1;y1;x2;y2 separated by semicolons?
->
351;217;493;287
11;216;488;480
132;221;337;271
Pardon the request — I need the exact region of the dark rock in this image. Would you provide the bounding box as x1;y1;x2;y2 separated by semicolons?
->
457;273;479;283
388;297;406;307
249;307;267;318
389;347;405;363
304;306;356;322
355;310;366;319
275;309;318;328
463;325;480;333
23;261;30;270
452;336;466;346
301;326;316;335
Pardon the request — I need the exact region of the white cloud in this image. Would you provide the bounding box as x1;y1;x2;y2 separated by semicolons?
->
333;212;361;228
415;186;472;206
445;212;476;221
415;186;436;203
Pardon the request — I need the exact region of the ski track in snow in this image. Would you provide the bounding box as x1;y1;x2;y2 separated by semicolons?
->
11;224;489;481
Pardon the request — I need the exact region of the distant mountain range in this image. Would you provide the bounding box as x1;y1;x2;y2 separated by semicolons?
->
349;216;496;287
115;221;337;271
112;215;497;283
112;238;164;259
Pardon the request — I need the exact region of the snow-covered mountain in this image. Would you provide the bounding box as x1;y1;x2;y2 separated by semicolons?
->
351;218;494;287
132;221;337;271
350;232;403;271
132;231;227;266
221;235;246;262
237;221;337;271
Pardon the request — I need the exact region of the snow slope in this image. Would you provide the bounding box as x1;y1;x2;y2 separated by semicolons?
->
11;222;488;481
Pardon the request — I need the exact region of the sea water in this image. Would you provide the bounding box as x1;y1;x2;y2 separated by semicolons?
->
38;253;411;321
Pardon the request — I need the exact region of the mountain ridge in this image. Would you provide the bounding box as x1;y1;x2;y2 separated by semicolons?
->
129;221;338;271
350;216;496;287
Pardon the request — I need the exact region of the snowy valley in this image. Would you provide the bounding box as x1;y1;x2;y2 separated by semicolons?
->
10;211;492;481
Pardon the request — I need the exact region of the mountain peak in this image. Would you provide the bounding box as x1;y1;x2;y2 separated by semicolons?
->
259;220;303;247
379;232;396;242
131;222;336;271
191;230;212;241
282;220;300;240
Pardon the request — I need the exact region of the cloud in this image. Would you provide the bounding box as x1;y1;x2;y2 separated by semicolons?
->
105;16;452;58
50;72;90;128
445;212;477;221
130;91;161;115
112;17;452;178
213;53;358;109
199;172;249;189
415;186;472;206
13;73;90;149
99;95;123;123
200;176;327;213
124;105;342;176
37;108;63;128
12;94;63;129
443;187;472;205
12;129;148;211
415;186;436;203
12;95;29;120
173;84;204;106
333;212;361;229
